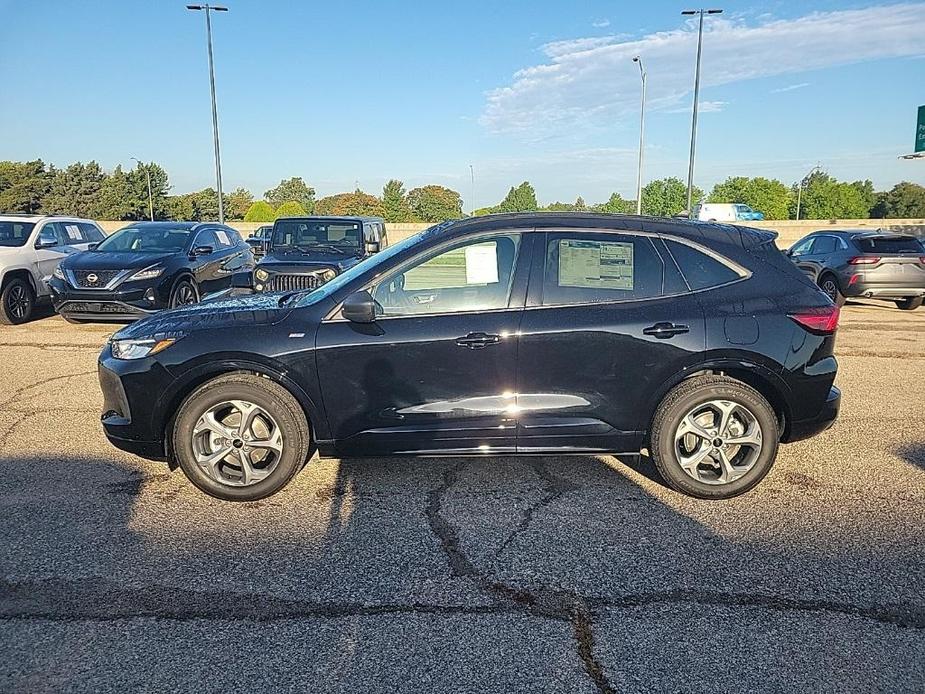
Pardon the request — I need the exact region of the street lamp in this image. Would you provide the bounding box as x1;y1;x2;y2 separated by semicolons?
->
130;157;154;221
632;56;646;215
796;164;823;221
186;3;228;223
469;164;475;213
681;8;723;219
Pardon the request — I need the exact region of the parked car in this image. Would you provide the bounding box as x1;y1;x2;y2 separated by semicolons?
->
252;216;386;292
0;214;105;324
694;203;765;222
786;229;925;309
49;221;253;322
98;213;840;502
245;225;272;258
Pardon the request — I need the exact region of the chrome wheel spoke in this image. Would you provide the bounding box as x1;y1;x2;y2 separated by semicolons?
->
725;423;762;449
194;411;236;440
196;445;232;472
231;400;259;439
716;447;747;484
247;428;283;455
678;445;713;475
677;414;713;442
714;400;738;437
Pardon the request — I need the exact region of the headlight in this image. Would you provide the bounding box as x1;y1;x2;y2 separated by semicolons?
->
128;265;164;282
110;336;179;360
53;266;65;280
255;268;269;281
321;269;336;281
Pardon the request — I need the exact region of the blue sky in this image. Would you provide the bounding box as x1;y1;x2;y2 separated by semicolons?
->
1;0;923;209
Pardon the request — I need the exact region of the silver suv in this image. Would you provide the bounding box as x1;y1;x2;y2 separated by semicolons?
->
0;215;105;324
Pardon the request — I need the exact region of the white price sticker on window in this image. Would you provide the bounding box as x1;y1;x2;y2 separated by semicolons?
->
464;243;499;285
65;224;81;241
215;230;230;246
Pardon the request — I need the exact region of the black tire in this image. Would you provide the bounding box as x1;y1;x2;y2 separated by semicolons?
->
171;373;311;501
0;278;35;325
649;376;780;500
895;297;923;311
169;278;199;308
818;274;845;307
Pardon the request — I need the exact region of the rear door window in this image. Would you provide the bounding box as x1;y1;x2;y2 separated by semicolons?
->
542;233;668;305
663;239;742;291
77;223;105;243
810;236;838;254
853;236;924;254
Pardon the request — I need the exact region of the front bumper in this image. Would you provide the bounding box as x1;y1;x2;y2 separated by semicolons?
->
784;386;840;442
50;278;164;321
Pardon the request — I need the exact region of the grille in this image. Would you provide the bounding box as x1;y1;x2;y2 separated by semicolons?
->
266;273;326;292
72;269;121;288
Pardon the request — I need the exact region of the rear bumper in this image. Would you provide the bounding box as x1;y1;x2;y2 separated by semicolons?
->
784;386;840;443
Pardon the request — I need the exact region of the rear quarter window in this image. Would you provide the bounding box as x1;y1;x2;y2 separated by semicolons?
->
663;239;741;291
853;237;923;254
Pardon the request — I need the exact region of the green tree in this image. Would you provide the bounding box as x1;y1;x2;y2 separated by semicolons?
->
790;172;871;219
41;161;106;217
265;177;315;213
471;206;498;216
641;177;701;217
226;187;254;220
593;192;634;214
574;196;587;212
708;176;791;220
274;200;307;218
870;182;925;218
315;191;385;217
382;179;413;222
543;201;576;212
0;160;51;213
406;185;463;222
498;181;538;212
244;200;276;222
96;166;136;220
165;194;196;221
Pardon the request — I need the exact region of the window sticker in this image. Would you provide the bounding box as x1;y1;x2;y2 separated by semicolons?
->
465;243;499;285
65;224;82;241
558;239;634;290
215;230;230;246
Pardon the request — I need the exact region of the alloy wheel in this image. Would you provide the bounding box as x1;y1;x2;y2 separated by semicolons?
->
175;284;198;306
821;279;838;302
191;400;284;487
674;399;763;485
6;285;30;320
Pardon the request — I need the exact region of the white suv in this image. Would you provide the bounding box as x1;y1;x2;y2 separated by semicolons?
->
0;215;105;324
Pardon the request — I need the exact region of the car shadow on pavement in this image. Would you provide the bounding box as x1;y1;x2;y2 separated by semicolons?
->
1;449;923;693
894;442;925;470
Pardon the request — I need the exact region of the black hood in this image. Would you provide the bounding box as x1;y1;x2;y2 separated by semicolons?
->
259;247;361;273
63;250;176;272
113;292;291;340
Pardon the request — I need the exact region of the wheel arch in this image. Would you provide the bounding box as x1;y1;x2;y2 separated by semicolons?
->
647;358;792;441
158;359;327;465
1;267;38;293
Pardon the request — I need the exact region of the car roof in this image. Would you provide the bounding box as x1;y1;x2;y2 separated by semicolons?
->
117;221;221;230
432;212;776;249
274;216;385;223
0;214;94;223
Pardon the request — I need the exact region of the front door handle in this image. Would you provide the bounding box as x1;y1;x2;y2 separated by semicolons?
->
642;322;690;339
456;332;501;349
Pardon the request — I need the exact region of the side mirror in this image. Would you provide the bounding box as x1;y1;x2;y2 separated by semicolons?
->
784;248;794;257
365;241;380;254
87;242;99;251
35;236;57;249
341;290;377;323
191;245;214;256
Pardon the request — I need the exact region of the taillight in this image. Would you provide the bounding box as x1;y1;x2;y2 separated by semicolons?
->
919;256;925;264
848;256;880;265
789;306;840;335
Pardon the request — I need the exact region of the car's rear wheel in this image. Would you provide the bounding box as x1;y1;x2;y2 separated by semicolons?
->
650;376;779;499
171;373;311;501
0;278;35;325
895;297;923;311
818;274;845;307
169;278;199;308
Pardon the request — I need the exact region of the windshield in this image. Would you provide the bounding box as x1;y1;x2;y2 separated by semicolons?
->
272;220;362;252
95;226;191;253
0;221;35;247
295;229;428;307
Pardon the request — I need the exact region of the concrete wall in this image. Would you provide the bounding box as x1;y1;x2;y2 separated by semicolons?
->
97;218;925;249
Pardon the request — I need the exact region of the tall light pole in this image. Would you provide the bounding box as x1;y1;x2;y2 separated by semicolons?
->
469;164;475;213
186;4;228;223
130;157;154;221
632;56;646;215
682;8;723;219
796;163;822;221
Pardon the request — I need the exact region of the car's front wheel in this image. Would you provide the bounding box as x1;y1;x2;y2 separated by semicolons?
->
171;373;311;501
169;278;199;308
0;278;35;325
895;297;923;311
649;376;780;499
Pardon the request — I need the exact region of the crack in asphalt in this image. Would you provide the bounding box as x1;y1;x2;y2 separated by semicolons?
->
0;369;97;409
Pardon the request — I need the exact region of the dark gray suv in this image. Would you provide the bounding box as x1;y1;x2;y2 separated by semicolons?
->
787;230;925;310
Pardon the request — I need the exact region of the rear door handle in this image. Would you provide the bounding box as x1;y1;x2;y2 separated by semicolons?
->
456;332;501;349
642;322;690;339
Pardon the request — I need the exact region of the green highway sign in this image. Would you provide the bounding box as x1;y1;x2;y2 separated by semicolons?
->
917;105;925;153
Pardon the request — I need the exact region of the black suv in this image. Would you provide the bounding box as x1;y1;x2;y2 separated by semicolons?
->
787;230;925;309
50;221;253;322
252;216;386;292
98;213;840;502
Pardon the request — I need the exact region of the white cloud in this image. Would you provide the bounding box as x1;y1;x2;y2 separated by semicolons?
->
592;19;610;28
771;82;810;93
664;100;727;114
481;3;925;133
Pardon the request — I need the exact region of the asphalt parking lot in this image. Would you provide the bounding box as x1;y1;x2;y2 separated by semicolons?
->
0;301;923;693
